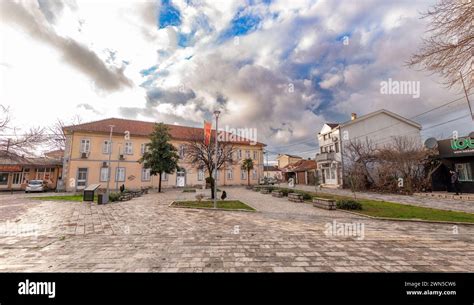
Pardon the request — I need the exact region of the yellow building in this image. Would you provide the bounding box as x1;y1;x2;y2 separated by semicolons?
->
276;154;302;169
62;118;265;192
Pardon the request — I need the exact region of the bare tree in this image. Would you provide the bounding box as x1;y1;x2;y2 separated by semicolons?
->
0;104;47;156
184;132;236;199
408;0;473;92
47;115;82;151
343;138;377;190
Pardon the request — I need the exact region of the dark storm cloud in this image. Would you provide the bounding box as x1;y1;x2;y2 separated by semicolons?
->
0;1;132;92
145;87;196;106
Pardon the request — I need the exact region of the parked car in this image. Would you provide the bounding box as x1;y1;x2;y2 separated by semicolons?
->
259;176;277;185
25;180;48;193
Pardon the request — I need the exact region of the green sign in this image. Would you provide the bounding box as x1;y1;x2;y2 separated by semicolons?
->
451;137;474;150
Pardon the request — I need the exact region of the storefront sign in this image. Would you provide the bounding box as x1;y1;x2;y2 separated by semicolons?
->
438;137;474;158
0;165;22;172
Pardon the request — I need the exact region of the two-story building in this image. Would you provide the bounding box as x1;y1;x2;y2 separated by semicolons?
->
276;154;302;169
61;118;265;192
316;109;422;188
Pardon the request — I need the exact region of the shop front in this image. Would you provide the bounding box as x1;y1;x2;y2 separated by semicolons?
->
432;136;474;193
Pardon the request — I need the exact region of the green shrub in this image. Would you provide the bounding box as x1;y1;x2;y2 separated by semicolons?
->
301;192;312;200
336;199;362;210
183;188;196;193
109;192;121;202
279;189;290;196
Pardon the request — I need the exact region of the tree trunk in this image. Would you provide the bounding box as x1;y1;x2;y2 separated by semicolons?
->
158;172;162;193
247;169;250;186
209;175;215;199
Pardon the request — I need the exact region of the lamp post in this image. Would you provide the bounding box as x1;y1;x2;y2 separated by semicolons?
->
213;110;221;209
106;125;115;202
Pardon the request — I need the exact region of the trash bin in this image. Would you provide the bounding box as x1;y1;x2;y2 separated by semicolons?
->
98;194;104;205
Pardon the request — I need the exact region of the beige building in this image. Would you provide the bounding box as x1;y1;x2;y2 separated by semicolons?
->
61;118;265;192
276;154;302;169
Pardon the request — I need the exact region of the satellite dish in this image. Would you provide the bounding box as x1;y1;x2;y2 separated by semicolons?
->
424;137;438;149
469;131;474;139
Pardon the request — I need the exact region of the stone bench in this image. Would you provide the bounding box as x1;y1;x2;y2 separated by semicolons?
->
271;190;283;198
312;197;336;210
288;193;303;202
260;188;270;194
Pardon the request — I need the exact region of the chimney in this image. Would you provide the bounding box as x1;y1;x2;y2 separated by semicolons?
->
351;113;357;121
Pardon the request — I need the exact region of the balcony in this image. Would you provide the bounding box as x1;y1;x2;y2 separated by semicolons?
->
315;152;336;162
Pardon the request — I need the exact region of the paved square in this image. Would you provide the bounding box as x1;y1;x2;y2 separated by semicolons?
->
0;188;473;272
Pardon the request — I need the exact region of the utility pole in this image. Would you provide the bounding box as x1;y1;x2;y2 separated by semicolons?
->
213;110;221;209
105;125;114;202
6;138;10;153
115;143;122;192
460;72;473;120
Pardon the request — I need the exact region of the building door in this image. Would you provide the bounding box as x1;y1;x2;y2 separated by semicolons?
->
76;168;88;190
176;170;185;187
11;172;24;190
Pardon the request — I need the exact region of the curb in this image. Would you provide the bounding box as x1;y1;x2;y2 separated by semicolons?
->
337;209;474;226
169;201;257;213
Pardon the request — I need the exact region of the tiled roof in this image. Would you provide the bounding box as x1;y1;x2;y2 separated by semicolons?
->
264;165;280;171
281;159;317;172
64;118;265;146
326;123;339;128
0;151;62;166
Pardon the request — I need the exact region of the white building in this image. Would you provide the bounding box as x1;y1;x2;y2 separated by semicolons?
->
315;109;422;188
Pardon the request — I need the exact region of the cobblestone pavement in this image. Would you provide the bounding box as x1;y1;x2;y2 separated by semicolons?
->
0;188;473;272
291;184;474;213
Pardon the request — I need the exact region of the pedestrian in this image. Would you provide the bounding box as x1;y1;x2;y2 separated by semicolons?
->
450;169;461;195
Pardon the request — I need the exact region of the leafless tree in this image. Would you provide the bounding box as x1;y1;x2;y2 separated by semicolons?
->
343;138;377;190
0;104;47;156
47;115;82;151
408;0;473;92
184;131;236;199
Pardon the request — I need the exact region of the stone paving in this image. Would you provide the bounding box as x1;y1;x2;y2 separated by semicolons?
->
292;184;474;213
0;188;473;272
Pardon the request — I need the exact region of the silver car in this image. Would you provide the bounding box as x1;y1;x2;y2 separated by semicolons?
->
25;180;47;193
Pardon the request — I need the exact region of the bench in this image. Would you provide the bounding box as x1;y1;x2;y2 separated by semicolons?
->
288;193;303;202
271;190;283;198
312;197;336;210
260;188;270;194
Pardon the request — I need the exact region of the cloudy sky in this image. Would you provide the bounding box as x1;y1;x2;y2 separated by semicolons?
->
0;0;472;159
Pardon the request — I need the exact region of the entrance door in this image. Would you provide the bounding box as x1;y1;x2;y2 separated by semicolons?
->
76;168;88;190
176;171;185;187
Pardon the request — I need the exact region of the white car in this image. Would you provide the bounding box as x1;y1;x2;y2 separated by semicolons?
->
25;180;47;193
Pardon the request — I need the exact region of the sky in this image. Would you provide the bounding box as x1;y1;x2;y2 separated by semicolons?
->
0;0;472;159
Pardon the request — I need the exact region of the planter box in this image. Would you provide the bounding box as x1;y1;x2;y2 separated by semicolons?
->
288;193;303;202
252;186;260;192
271;190;283;198
260;188;270;194
312;197;336;210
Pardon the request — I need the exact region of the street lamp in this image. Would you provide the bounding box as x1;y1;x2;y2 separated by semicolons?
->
213;110;221;209
105;125;115;203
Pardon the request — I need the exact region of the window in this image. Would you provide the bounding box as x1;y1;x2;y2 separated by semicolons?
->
140;143;149;155
162;172;168;181
252;169;257;180
226;169;233;180
0;173;8;185
124;142;133;155
335;143;339;153
77;168;88;187
80;139;90;153
197;169;204;181
237;149;242;159
179;145;185;158
241;170;247;180
102;140;111;154
115;167;125;182
100;167;110;182
246;150;250;158
36;168;54;180
253;151;257;160
141;168;151;181
456;163;473;181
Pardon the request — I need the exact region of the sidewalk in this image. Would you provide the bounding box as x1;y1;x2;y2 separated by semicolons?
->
285;184;474;214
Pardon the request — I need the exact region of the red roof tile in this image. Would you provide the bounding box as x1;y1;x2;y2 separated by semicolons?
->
64;118;265;146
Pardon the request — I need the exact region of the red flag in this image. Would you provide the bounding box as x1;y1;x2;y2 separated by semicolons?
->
204;121;212;145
